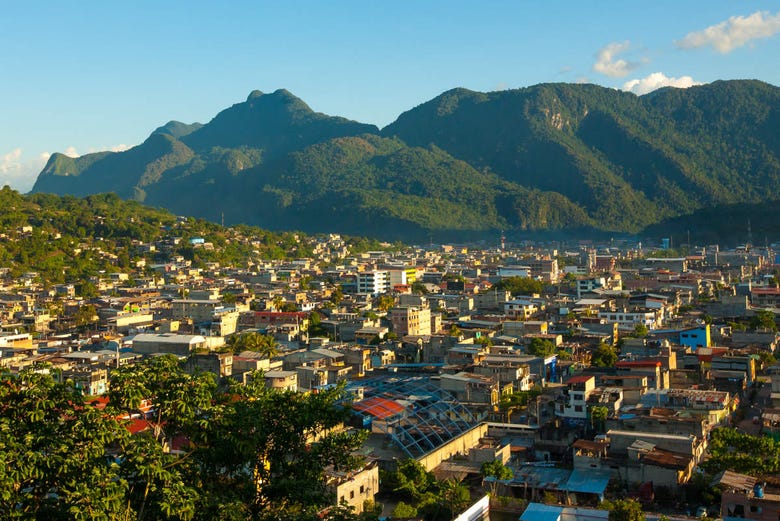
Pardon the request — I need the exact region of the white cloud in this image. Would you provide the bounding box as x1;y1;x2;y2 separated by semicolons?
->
0;148;23;174
593;41;643;78
87;144;132;154
676;11;780;53
622;72;703;95
0;143;133;193
0;148;51;192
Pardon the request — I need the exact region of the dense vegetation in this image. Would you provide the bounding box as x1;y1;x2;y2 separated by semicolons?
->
0;188;368;284
32;81;780;242
0;356;372;521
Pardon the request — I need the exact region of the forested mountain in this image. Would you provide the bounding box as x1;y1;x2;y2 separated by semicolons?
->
32;81;780;242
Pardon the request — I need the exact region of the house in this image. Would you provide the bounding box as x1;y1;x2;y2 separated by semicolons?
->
131;333;207;355
505;299;539;320
440;372;500;407
326;461;379;514
473;354;533;391
715;470;780;521
390;306;431;336
263;370;298;392
556;376;596;421
184;352;232;377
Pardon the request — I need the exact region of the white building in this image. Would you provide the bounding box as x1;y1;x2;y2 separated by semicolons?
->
357;270;390;296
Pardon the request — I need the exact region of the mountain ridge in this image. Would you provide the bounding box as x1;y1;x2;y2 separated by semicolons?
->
32;80;780;243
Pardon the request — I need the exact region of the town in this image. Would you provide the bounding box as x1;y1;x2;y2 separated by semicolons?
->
1;201;779;521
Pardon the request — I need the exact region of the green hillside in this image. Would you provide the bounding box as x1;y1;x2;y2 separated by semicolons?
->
32;81;780;241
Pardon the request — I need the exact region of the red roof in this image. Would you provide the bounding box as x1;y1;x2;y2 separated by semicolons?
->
566;375;594;385
127;418;151;435
352;396;406;419
616;361;661;368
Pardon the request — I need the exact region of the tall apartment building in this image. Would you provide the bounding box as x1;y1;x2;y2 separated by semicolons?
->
356;270;390;296
390;306;432;336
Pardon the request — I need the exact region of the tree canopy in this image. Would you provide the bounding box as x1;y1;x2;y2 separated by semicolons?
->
591;343;618;367
0;357;371;520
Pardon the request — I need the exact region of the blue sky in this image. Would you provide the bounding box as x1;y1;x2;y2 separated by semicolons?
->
2;1;780;191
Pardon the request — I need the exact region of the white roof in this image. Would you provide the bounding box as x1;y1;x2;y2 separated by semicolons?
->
132;333;206;344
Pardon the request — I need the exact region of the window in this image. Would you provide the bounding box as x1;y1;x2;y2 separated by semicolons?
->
575;405;583;412
360;485;365;494
350;490;354;499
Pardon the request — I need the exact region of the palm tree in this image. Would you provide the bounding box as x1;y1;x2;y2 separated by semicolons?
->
229;331;279;358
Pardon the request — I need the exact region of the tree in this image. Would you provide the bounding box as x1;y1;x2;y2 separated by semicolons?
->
392;502;418;518
78;281;98;298
590;405;609;433
437;479;470;518
74;303;98;329
750;309;777;332
0;367;133;519
481;459;513;496
631;323;648;337
499;388;541;422
228;331;279;358
600;498;645;521
527;338;556;357
1;356;372;520
701;427;780;476
493;276;543;295
411;281;429;295
591;343;617;367
376;295;395;313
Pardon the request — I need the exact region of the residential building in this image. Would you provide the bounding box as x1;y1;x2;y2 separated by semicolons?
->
390;306;431;336
356;270;389;296
556;375;596;420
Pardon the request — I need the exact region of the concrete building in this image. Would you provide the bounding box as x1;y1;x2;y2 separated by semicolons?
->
556;375;596;420
131;333;207;355
327;461;379;514
263;370;298;392
390;306;431;336
440;372;499;407
356;270;390;296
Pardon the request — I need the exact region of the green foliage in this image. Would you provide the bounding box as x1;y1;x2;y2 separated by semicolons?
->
590;405;609;433
631;324;649;337
480;459;513;481
0;188;327;284
391;502;418;518
33;81;780;241
701;427;780;476
527;338;555;357
0;356;370;520
591;343;618;367
599;498;645;521
493;276;543;295
380;460;470;520
750;310;777;332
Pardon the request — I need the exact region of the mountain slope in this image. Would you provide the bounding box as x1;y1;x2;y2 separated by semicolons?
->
383;81;780;231
31;81;780;241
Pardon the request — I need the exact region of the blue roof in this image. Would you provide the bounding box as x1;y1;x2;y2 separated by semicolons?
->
563;469;611;495
520;503;562;521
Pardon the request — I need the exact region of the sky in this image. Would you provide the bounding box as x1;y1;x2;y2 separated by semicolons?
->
2;1;780;192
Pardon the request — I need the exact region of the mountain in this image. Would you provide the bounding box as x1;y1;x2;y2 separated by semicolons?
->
383;81;780;232
32;81;780;242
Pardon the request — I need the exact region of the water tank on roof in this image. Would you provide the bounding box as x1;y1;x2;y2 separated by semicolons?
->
755;483;764;498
